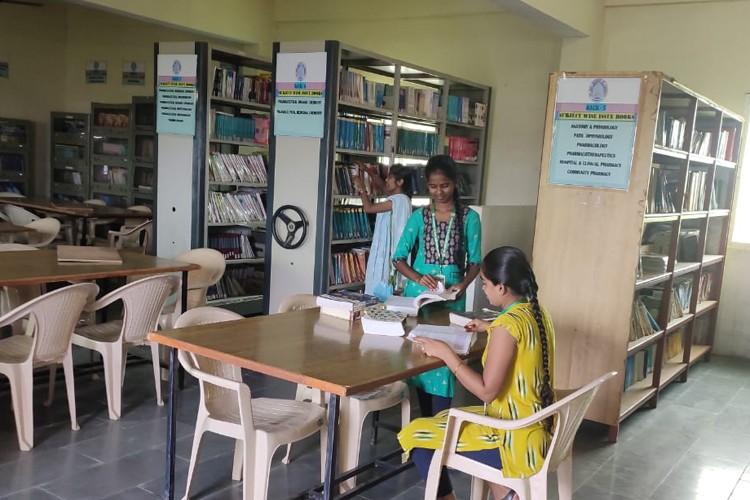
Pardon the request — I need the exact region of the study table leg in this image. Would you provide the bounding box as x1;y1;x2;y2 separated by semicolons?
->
322;393;340;500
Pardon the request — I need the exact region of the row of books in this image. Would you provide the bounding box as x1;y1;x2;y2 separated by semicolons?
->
208;232;257;260
683;170;707;211
133;169;154;190
332;206;372;240
96;141;128;157
336;117;387;153
446;136;478;162
395;128;439;157
329;248;369;286
211;111;270;145
447;96;486;126
717;127;737;161
134;137;155;161
623;345;656;390
400;166;472;198
394;87;440;119
630;297;659;342
647;165;678;213
212;66;272;104
0;183;23;194
333;162;382;196
206;266;264;300
94;112;130;128
54;170;83;186
690;130;713;156
208;153;268;184
677;229;700;262
655;111;687;150
338;69;389;109
698;272;713;302
673;278;692;314
54;144;82;162
665;330;684;360
93;166;128;186
0;154;26;172
0;123;28;144
207;189;267;224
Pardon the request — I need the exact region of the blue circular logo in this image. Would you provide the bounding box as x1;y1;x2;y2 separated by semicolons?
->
172;59;182;75
588;78;608;102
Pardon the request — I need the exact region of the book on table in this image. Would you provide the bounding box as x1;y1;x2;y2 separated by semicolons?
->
407;324;475;355
360;308;407;337
316;290;380;312
448;308;500;327
384;289;458;316
56;245;122;264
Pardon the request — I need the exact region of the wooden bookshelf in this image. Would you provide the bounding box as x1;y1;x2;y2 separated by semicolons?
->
0;117;33;196
532;72;743;441
50;112;89;202
90;102;133;207
131;96;156;209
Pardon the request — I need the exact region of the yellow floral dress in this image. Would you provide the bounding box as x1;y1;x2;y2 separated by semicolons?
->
397;301;555;478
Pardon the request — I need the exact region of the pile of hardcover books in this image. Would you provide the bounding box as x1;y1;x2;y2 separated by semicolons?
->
315;290;380;321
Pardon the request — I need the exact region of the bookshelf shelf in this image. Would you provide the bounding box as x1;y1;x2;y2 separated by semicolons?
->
666;314;694;333
329;281;366;291
335;148;386;158
338;100;392;118
393;153;433;162
627;330;664;356
533;71;743;442
207;295;263;306
331;238;372;245
396;112;441;127
0;117;33;196
210;96;271;111
225;258;265;265
210;138;269;149
695;300;718;317
209;181;267;188
689;345;712;365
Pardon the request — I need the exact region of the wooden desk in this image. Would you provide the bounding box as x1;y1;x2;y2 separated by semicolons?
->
0;198;149;244
149;308;487;500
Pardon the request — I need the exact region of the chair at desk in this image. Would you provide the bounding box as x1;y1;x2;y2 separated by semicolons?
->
278;294;411;491
23;218;61;248
159;248;226;330
175;306;328;500
0;282;99;450
3;204;39;226
424;371;618;500
108;219;153;253
0;244;42;336
70;274;180;420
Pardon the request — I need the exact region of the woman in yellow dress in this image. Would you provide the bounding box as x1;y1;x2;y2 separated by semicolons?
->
398;246;555;500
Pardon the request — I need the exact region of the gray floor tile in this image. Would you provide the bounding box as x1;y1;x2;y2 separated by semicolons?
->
0;487;65;500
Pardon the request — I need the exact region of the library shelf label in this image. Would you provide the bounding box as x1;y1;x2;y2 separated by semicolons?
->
122;60;146;86
85;60;107;84
156;54;197;136
274;52;327;138
549;76;641;190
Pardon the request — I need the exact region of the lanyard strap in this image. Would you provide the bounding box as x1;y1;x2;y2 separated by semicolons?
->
430;205;455;268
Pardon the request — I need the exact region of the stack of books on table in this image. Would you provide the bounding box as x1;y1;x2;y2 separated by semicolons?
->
315;290;380;321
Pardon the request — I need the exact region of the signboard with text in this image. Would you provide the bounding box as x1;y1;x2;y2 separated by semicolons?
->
549;77;641;190
274;52;327;138
156;54;197;136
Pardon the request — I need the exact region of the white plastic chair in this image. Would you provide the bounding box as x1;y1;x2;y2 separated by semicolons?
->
278;294;411;491
0;244;41;335
175;307;328;500
3;204;39;226
0;282;99;450
424;371;618;500
159;248;226;330
23;218;61;248
108;219;153;253
70;274;180;420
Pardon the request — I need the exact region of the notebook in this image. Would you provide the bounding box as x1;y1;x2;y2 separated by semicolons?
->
57;245;123;264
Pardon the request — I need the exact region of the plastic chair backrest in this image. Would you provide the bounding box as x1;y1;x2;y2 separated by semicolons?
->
105;274;180;344
278;294;317;313
175;249;226;309
0;283;98;362
109;219;152;252
4;205;39;226
542;371;617;471
127;205;152;214
175;307;244;405
25;218;61;247
84;199;106;206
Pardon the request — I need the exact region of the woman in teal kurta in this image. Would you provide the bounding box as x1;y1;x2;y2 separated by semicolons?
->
393;155;482;416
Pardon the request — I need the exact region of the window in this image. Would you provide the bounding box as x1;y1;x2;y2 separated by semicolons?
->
731;94;750;244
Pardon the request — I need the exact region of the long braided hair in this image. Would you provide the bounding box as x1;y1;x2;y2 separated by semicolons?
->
424;155;467;271
482;246;554;432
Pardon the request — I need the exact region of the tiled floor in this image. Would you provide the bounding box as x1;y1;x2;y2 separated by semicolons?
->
1;351;749;499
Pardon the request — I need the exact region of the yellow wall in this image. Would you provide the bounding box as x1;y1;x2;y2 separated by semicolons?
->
600;1;750;357
276;10;562;205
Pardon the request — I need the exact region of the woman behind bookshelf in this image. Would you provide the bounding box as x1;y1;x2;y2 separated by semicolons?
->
400;246;555;500
392;155;482;416
353;163;412;299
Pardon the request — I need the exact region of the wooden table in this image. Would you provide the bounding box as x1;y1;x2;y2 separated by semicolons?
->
0;197;149;244
0;222;35;243
148;308;487;500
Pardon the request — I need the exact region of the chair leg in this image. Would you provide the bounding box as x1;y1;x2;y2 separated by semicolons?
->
371;410;380;445
102;344;123;420
528;474;547;500
282;384;321;465
556;456;573;500
470;477;490;500
149;342;164;406
7;363;34;451
423;449;443;500
44;364;58;407
319;416;328;484
182;412;208;500
251;438;273;500
338;399;364;492
400;396;411;463
62;352;79;431
232;439;244;481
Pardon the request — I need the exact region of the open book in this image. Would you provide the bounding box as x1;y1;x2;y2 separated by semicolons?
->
57;245;122;264
449;308;500;328
384;289;458;316
407;324;475;355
